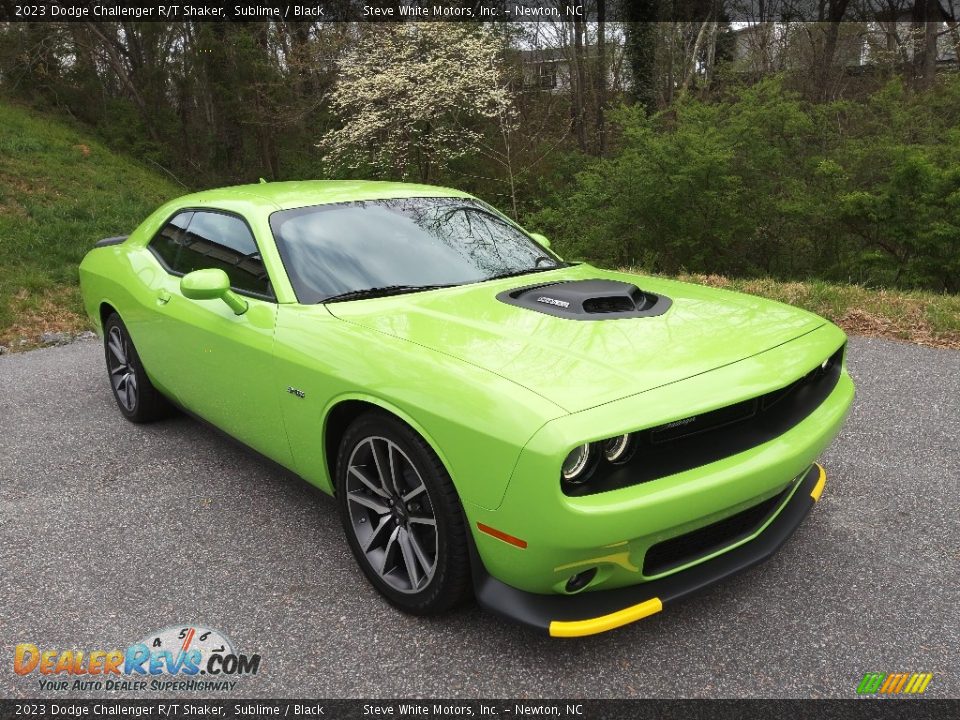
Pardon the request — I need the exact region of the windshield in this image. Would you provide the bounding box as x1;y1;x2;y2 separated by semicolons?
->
269;197;564;303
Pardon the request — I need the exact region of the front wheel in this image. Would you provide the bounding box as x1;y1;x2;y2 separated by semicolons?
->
103;313;171;423
336;411;471;615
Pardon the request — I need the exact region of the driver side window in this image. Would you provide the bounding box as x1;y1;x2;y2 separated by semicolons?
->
148;210;273;299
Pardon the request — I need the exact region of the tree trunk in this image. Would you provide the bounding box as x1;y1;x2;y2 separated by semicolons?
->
596;0;607;156
911;0;939;87
199;23;245;176
571;17;587;152
815;0;849;100
624;1;658;112
667;24;675;105
704;21;719;87
923;17;938;83
682;21;712;92
252;24;280;179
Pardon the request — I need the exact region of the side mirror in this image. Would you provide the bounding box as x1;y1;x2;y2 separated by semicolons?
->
529;232;551;249
180;269;248;315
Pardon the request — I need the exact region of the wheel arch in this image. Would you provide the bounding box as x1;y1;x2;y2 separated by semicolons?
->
322;394;458;499
98;301;118;335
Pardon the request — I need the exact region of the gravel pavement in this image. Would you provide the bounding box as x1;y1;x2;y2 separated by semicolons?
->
0;336;957;698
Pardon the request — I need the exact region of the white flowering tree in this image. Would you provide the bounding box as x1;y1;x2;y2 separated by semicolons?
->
320;24;516;185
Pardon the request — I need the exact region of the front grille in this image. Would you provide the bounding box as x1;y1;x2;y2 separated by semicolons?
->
643;485;791;576
650;397;757;444
564;344;845;496
647;346;842;446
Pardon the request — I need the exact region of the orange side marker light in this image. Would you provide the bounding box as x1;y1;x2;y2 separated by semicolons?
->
477;522;528;549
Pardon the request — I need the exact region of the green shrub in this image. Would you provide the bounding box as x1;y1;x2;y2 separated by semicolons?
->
534;75;960;292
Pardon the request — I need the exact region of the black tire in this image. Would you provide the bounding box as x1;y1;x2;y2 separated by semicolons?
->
102;312;171;423
336;411;472;615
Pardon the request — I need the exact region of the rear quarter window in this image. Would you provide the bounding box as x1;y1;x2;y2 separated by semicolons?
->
149;211;193;270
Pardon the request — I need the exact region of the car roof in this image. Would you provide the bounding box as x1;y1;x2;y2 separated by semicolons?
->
173;180;474;214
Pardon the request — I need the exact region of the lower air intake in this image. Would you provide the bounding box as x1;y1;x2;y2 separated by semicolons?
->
642;486;792;576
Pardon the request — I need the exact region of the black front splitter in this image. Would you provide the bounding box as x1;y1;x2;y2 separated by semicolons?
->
471;463;826;637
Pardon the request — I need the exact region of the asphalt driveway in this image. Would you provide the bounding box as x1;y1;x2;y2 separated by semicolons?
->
0;336;957;698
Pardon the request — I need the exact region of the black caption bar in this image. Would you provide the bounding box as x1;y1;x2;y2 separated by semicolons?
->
0;0;898;23
0;700;956;720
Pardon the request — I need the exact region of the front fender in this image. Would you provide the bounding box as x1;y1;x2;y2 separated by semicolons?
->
273;303;566;509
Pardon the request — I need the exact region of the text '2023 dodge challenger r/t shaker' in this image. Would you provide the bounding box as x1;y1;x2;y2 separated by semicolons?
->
78;181;854;637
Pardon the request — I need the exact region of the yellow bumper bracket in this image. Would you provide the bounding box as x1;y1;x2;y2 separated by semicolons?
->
810;463;827;502
548;597;663;638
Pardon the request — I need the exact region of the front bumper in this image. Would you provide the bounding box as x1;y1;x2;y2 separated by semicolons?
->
465;324;852;595
473;463;827;637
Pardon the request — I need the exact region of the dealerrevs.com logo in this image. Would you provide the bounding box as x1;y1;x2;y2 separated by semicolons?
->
13;625;260;692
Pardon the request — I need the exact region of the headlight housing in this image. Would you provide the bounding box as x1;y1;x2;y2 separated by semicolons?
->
603;434;635;464
560;434;637;491
561;443;597;484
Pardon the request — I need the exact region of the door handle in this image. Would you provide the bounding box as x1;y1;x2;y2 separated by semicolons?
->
157;289;171;305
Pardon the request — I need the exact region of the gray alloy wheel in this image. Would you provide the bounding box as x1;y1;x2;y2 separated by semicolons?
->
102;313;171;423
345;436;439;594
106;325;138;412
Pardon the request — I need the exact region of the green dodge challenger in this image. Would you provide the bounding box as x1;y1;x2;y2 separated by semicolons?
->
79;181;854;637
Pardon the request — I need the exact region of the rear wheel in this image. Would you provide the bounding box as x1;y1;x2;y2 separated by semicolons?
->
103;313;171;423
336;411;471;615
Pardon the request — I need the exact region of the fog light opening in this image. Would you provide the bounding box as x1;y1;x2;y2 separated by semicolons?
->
565;567;598;593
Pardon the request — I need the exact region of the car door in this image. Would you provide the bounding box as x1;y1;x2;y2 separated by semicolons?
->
139;208;293;468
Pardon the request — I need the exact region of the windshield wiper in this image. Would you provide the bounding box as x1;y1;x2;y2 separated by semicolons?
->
321;283;455;303
484;263;570;282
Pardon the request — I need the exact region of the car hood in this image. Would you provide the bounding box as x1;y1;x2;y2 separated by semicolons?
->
325;264;825;413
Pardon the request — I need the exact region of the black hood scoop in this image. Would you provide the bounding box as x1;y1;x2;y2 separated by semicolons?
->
496;279;672;320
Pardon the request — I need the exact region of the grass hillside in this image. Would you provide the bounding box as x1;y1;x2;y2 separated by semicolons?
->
0;99;957;351
0;101;180;347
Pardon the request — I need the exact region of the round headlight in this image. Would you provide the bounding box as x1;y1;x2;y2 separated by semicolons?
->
603;434;635;464
561;444;594;483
